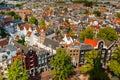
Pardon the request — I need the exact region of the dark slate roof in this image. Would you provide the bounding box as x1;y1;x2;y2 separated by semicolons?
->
6;44;17;51
44;28;55;36
115;27;120;33
13;41;48;55
43;38;59;50
80;44;93;50
13;41;29;53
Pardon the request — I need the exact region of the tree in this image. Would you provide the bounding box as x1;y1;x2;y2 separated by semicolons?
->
0;75;3;80
25;17;28;22
109;46;120;77
5;11;21;20
17;36;26;46
83;1;94;7
115;13;120;19
97;27;118;42
5;12;16;16
14;14;21;20
50;48;74;80
79;27;95;40
0;27;8;38
67;27;72;34
0;11;5;15
80;50;99;74
93;11;101;17
80;50;110;80
39;19;45;28
0;2;5;6
28;16;38;25
7;59;29;80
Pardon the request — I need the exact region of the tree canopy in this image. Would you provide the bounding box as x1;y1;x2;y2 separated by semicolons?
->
0;27;8;38
17;36;27;46
5;11;21;20
39;18;45;28
0;11;5;15
80;50;100;74
0;75;3;80
79;27;95;40
28;16;38;25
7;59;29;80
14;14;21;20
115;13;120;19
83;1;94;7
109;46;120;77
93;11;101;17
50;48;74;80
97;27;118;42
5;12;16;16
80;50;110;80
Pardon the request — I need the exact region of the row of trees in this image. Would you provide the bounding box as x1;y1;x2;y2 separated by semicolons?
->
79;26;118;42
0;11;21;20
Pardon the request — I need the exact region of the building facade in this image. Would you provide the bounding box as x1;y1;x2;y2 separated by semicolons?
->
36;50;54;73
25;50;37;76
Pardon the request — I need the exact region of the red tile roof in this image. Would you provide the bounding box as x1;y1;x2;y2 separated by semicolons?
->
19;25;24;30
95;26;100;29
100;9;107;13
24;24;31;30
36;28;41;33
66;33;71;37
74;41;80;45
15;35;19;40
0;38;9;48
84;38;98;47
113;19;120;23
26;31;32;37
66;44;71;47
4;16;13;21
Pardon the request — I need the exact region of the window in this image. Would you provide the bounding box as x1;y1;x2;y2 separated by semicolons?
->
45;59;47;63
108;50;111;53
102;50;105;53
81;57;84;60
39;61;41;64
42;60;44;63
81;52;84;54
74;50;75;52
70;50;72;52
39;57;41;60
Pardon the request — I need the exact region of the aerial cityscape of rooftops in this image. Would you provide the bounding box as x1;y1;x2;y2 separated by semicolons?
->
0;0;120;80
